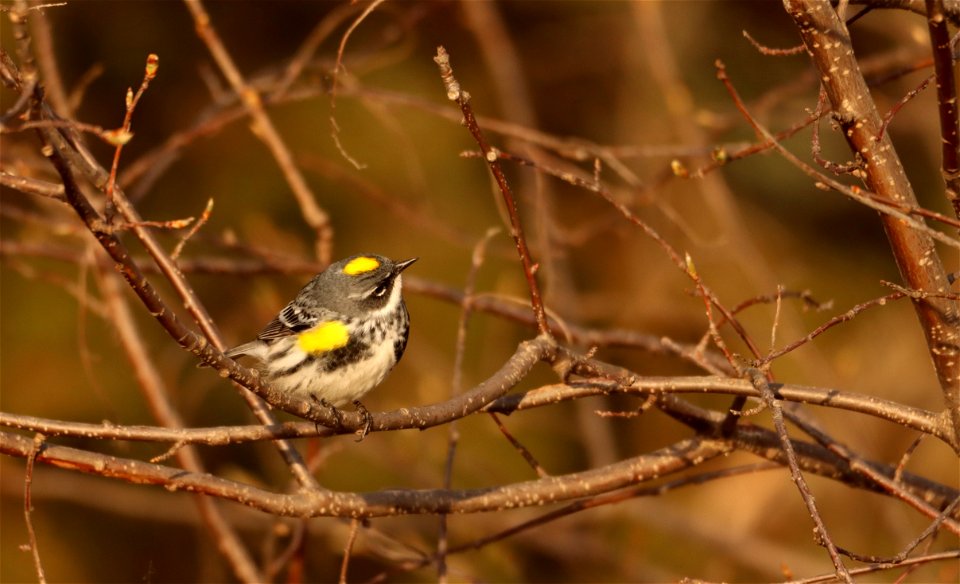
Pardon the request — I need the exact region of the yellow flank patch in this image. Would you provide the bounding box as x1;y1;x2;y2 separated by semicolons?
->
297;321;350;355
343;256;380;275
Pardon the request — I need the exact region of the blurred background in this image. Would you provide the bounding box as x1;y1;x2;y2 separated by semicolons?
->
1;1;957;582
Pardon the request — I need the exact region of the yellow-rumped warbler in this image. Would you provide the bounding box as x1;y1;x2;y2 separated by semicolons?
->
223;254;416;433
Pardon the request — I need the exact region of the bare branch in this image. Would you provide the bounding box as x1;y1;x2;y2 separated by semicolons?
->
925;0;960;217
96;265;260;582
2;374;950;447
0;430;730;518
434;46;551;337
783;0;960;444
23;434;46;584
182;0;333;263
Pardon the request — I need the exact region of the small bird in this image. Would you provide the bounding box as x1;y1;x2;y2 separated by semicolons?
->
223;254;417;436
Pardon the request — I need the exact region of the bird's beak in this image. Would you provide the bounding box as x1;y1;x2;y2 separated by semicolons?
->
394;257;418;274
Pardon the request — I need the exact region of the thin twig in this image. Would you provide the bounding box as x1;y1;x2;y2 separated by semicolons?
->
171;198;214;261
489;411;549;478
690;102;826;179
434;46;550;337
876;72;934;141
770;285;784;356
788;411;960;536
435;426;456;584
742;29;806;55
271;3;359;100
0;117;126;145
23;433;46;584
438;226;497;583
183;0;333;263
731;289;830;317
894;434;925;482
264;519;306;582
339;518;361;584
103;53;158;222
23;0;67;114
785;550;960;584
764;290;904;364
811;87;862;176
0;170;66;200
685;253;764;435
328;0;386;169
747;368;853;583
66;62;104;113
3;256;107;318
686;254;739;372
719;62;960;246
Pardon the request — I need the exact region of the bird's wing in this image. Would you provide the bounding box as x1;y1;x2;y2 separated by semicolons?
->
257;302;325;340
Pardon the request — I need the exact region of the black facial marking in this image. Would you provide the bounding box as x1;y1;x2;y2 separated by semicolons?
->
371;279;391;299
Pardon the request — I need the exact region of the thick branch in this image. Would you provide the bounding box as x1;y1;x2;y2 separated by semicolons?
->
0;431;728;518
3;426;955;519
783;0;960;445
925;0;960;217
1;375;948;446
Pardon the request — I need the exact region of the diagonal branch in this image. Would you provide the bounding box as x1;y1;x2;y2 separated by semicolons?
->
36;123;324;489
783;0;960;446
748;369;852;582
433;46;550;337
0;25;324;490
925;0;960;218
95;266;261;583
182;0;333;264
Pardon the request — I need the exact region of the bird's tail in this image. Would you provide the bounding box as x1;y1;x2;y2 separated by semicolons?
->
196;341;260;368
223;341;261;360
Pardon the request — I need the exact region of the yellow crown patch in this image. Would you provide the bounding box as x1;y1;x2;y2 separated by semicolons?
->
343;256;380;275
297;321;350;355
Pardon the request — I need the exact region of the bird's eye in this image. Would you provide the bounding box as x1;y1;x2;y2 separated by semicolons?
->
371;281;390;298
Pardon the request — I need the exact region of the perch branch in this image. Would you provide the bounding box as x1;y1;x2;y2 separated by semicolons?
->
1;374;950;447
